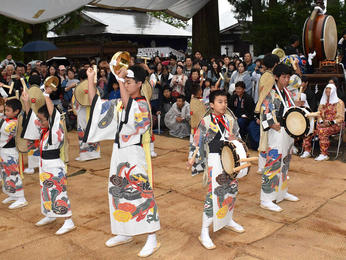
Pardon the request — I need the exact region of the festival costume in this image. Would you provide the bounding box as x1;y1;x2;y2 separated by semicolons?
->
164;101;190;138
0;117;25;201
191;110;243;248
302;85;345;156
260;84;296;205
23;108;72;218
83;95;160;236
72;96;101;161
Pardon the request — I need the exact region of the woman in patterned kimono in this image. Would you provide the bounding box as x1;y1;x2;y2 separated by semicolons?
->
187;90;244;250
301;84;345;161
72;95;101;161
0;99;28;209
21;89;75;235
259;64;299;212
84;65;160;257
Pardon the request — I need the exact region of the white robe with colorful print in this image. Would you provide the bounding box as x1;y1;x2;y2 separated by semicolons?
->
260;86;294;203
23;109;72;217
84;95;160;236
0;118;24;198
73;97;101;160
192;113;241;232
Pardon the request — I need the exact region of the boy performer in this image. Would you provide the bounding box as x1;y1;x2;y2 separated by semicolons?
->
0;99;28;209
187;90;244;250
84;65;160;257
255;54;279;174
259;64;299;212
72;95;101;161
21;88;75;235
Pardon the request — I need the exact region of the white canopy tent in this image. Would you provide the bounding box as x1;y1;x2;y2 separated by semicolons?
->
0;0;210;24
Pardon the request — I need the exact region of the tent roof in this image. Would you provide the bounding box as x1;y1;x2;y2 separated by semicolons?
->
47;8;191;38
0;0;209;24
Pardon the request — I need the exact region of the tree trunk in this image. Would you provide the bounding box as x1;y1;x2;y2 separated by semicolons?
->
192;0;220;59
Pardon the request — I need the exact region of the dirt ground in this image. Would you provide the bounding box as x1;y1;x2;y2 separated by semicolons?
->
0;132;345;260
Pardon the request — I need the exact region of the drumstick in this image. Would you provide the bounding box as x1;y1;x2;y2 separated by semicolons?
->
186;146;199;170
20;78;28;92
158;113;161;135
290;56;297;71
139;57;151;65
232;163;251;173
306;111;321;118
1;82;14;94
93;65;97;84
298;85;303;101
240;157;258;162
6;90;19;100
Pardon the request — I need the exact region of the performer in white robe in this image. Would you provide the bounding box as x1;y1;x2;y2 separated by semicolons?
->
164;96;190;138
188;90;245;250
72;96;101;161
84;65;160;257
21;89;75;235
259;64;300;212
0;99;28;209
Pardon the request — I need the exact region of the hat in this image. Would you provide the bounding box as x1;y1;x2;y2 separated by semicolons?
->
58;65;66;70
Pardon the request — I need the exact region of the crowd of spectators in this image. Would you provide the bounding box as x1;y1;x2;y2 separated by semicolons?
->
1;35;345;152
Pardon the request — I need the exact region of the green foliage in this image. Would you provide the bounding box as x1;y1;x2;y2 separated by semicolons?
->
0;16;27;60
148;11;188;29
228;0;346;54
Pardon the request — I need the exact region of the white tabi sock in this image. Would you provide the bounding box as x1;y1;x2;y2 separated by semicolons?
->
8;197;28;209
35;216;56;226
227;211;244;233
199;213;215;249
105;235;133;247
150;142;157;157
138;233;160;257
55;218;76;235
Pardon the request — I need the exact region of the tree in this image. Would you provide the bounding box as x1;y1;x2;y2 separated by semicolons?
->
192;0;220;58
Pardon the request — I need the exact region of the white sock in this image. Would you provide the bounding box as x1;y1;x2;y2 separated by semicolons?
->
200;213;214;248
63;218;75;228
105;235;133;247
139;233;157;255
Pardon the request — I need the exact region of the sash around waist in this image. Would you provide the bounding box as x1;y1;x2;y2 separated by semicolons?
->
42;149;60;160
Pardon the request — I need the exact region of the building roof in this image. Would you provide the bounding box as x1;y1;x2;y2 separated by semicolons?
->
47;7;191;38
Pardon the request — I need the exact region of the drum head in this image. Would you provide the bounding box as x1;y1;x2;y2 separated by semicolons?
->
283;108;309;138
220;142;239;176
323;16;337;60
190;98;206;129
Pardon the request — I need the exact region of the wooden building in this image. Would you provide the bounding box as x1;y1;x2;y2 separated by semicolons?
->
47;7;191;60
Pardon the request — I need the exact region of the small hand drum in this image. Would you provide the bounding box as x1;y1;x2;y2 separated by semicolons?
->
44;76;59;91
15;113;29;153
73;80;100;106
220;139;255;179
110;51;131;76
282;106;311;138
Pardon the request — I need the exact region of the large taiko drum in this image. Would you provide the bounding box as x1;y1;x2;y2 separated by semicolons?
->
302;13;337;63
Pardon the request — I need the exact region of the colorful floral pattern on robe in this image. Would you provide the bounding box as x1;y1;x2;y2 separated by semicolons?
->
0;118;24;198
303;102;342;155
23;109;72;217
260;87;294;202
84;96;160;236
192;113;240;232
